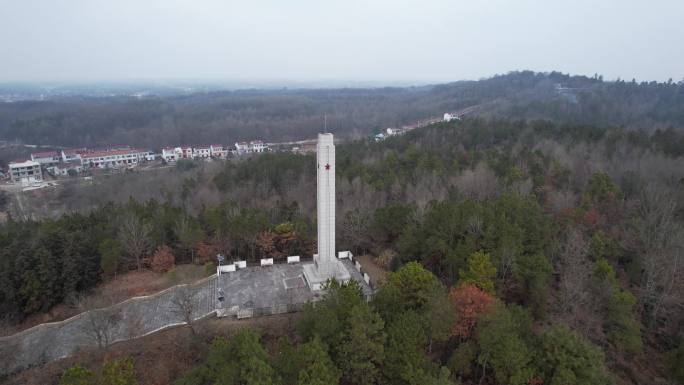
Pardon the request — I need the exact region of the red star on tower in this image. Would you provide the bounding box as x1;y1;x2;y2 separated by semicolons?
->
325;163;330;170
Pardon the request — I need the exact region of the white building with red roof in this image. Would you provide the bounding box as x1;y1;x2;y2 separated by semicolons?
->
61;148;85;162
30;151;61;166
210;144;228;158
193;146;211;159
81;148;150;169
174;146;193;159
235;140;267;155
161;147;177;163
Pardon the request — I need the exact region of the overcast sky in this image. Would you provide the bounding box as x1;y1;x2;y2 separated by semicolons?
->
1;0;683;84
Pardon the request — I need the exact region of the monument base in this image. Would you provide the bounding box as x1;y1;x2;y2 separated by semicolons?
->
302;259;351;291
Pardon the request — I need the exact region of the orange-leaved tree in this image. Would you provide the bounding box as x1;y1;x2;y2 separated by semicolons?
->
151;245;175;273
195;241;216;265
449;283;495;340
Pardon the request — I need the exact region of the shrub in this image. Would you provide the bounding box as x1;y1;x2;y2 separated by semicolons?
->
151;245;175;273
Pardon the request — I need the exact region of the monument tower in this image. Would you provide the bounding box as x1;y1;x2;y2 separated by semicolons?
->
303;133;351;290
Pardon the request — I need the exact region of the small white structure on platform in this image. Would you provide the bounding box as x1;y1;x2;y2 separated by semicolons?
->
303;133;351;291
217;264;236;274
235;260;247;269
338;251;353;260
287;256;300;264
260;258;274;266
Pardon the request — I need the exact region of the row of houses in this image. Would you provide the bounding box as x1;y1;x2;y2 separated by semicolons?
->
235;140;267;155
30;148;153;167
161;144;228;163
373;112;462;141
373;127;412;141
7;140;270;185
160;141;268;162
6;147;154;185
30;147;154;171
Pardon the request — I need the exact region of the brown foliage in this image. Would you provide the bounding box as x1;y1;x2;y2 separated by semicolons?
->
257;231;278;258
151;245;175;273
195;241;216;265
449;283;495;339
257;228;299;259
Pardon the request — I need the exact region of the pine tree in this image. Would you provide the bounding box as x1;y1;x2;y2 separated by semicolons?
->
99;238;121;279
373;261;442;323
60;364;94;385
538;325;612;385
382;311;430;385
338;303;386;385
476;305;535;385
460;251;497;294
296;337;340;385
100;357;137;385
273;337;299;385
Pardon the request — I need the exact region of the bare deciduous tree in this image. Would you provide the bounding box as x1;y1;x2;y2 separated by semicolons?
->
124;312;145;340
453;162;499;201
546;189;577;214
118;212;152;270
171;286;198;335
631;184;684;330
78;295;122;349
341;208;370;255
555;229;601;336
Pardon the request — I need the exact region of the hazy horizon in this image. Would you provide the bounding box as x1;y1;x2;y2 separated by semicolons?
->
2;0;683;83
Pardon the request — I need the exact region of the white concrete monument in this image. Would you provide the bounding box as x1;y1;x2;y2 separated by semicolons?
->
303;133;351;290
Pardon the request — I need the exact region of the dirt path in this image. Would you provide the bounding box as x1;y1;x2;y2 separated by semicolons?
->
356;254;388;287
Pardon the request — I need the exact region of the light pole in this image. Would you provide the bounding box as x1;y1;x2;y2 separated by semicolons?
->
216;254;226;306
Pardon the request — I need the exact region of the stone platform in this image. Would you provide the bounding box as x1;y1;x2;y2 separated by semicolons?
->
302;258;351;291
216;259;370;312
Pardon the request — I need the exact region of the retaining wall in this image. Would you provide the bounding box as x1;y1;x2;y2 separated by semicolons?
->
0;275;217;375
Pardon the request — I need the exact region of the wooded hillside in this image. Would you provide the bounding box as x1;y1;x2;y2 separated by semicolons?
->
1;71;683;149
2;116;684;384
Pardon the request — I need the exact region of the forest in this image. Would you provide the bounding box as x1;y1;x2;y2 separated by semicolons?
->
2;113;684;384
0;71;683;150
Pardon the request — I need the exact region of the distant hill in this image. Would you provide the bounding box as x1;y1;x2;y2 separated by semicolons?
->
0;71;682;148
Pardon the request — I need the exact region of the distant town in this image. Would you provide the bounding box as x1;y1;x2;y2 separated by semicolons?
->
3;112;463;188
3;140;267;187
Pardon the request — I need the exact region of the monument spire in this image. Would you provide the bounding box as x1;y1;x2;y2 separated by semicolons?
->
302;132;351;290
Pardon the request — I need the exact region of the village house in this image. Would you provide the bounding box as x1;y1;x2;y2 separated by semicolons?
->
53;160;84;176
235;140;268;155
209;144;228;158
30;151;61;167
193;146;211;159
61;149;85;162
174;146;194;159
161;147;177;163
8;160;43;184
80;148;150;169
443;112;461;122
